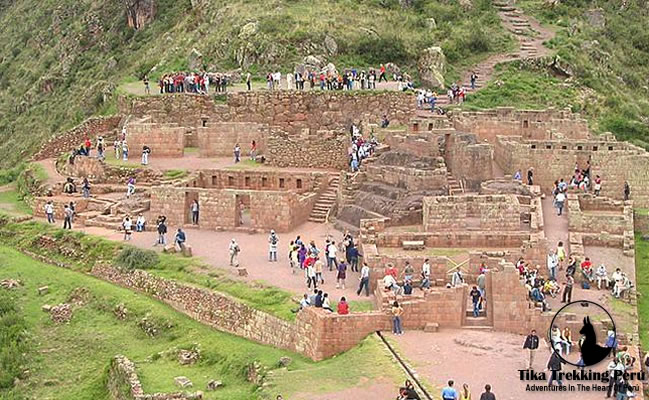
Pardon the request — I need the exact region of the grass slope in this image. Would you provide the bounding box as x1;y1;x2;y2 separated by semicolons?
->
0;246;406;399
0;0;512;168
635;233;649;349
467;0;649;148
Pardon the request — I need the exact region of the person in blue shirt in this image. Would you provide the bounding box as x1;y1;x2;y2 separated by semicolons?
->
442;380;458;400
175;228;187;251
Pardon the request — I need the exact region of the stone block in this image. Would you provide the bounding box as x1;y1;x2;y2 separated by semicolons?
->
182;245;193;257
42;304;52;312
163;245;176;253
174;376;193;388
236;267;248;276
206;379;223;391
424;322;439;332
38;286;49;295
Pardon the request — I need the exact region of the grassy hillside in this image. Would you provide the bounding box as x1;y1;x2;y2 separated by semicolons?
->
0;0;511;168
466;0;649;147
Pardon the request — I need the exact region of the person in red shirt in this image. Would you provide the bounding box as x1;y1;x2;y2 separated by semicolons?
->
580;257;594;282
379;64;387;82
385;263;398;279
337;297;349;315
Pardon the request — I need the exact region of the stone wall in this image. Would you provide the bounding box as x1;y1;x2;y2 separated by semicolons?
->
422;194;523;232
189;169;326;193
120;91;416;136
126;123;185;157
445;132;494;190
197;122;269;157
452;107;590;144
33;116;122;160
32;196;91;219
266;128;349;170
363;163;447;192
383;130;440;158
495;135;649;207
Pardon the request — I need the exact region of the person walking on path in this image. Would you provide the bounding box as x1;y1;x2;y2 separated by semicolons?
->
190;199;199;225
45;201;55;224
421;258;431;289
314;257;324;284
460;383;471;400
234;143;241;163
391;300;403;335
327;241;338;271
547;347;564;386
268;230;279;262
357;262;370;296
63;204;73;229
470;286;481;317
155;217;167;246
229;239;241;267
523;329;540;369
82;178;91;198
547;250;558;281
527;168;534;186
246;72;252;91
624;181;630;201
562;273;574;303
441;380;458;400
470;72;478;90
479;385;496;400
336;259;347;289
122;216;133;241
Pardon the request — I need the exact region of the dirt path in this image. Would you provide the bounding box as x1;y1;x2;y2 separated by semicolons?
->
542;197;569;251
34;158;63;186
460;0;555;94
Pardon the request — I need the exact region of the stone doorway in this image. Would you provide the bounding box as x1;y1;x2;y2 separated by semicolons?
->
184;191;199;225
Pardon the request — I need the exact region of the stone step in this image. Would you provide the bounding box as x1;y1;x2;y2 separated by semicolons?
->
84;219;122;230
466;309;487;317
308;216;327;223
461;325;494;331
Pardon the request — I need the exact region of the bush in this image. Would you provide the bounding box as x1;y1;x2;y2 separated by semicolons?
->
115;247;159;271
0;291;28;389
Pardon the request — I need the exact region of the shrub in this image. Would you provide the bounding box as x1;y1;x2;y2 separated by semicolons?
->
115;247;159;271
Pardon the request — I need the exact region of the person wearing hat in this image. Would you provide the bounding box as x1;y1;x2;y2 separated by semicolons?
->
268;230;279;262
229;239;241;267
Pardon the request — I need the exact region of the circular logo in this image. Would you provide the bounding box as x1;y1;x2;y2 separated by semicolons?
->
549;300;616;367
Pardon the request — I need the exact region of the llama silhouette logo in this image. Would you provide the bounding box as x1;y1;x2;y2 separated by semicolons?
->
549;300;616;367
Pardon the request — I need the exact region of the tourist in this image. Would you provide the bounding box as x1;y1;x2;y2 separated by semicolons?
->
327;241;338;271
314;290;323;307
562;273;574;303
114;138;121;159
460;383;471;400
82;178;91;198
380;114;390;128
267;230;279;262
421;258;431;289
531;283;550;311
190;199;199;225
385;263;398;279
246;72;251;91
122;140;129;161
580;257;594;282
126;177;136;198
594;175;602;196
561;327;573;355
613;272;632;298
451;269;464;287
96;136;105;160
175;228;186;252
470;72;478;90
141;145;151;165
143;76;150;95
403;261;415;282
566;255;577;277
122;216;133;241
441;380;458;400
68;201;76;223
44;201;55;224
547;250;558;281
513;169;522;181
63;177;77;194
155;216;167;246
229;239;241;267
403;279;413;295
479;384;495;400
555;189;566;216
336;259;347;289
596;264;610;289
250;140;257;161
306;258;317;289
527;168;534;185
624;181;630;201
289;242;299;274
391;300;403;335
523;329;539;369
470;286;481;317
547;347;564;386
556;241;566;268
383;272;401;295
63;204;73;229
293;293;310;313
358;262;370;296
135;213;146;232
322;293;333;312
233;143;241;163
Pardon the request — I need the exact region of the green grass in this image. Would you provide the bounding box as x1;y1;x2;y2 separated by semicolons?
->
0;245;407;399
162;169;188;180
183;147;199;154
226;159;263;170
103;157;143;169
0;186;32;216
635;233;649;349
0;220;300;320
635;208;649;217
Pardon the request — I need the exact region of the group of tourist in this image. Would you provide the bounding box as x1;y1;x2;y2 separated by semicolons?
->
154;72;229;94
437;380;497;400
349;123;379;172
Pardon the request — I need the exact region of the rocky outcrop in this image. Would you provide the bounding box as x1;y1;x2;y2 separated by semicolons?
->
417;46;446;88
123;0;156;30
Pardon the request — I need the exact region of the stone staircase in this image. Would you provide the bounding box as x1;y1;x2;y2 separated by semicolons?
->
84;213;125;230
463;305;493;330
447;172;464;196
308;176;340;223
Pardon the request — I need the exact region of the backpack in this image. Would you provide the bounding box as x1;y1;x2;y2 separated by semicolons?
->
582;281;591;289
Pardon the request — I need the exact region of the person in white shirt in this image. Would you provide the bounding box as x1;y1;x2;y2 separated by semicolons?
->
44;201;55;224
555;191;566;216
135;214;146;232
596;264;610;289
229;239;241;267
122;216;133;241
383;274;401;295
421;258;431;289
327;241;338;271
357;262;371;296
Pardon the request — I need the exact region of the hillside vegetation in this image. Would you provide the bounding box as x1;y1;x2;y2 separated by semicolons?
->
467;0;649;147
0;0;511;168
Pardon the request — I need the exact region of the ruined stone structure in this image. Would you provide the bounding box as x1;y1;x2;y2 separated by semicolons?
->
423;194;523;232
150;169;333;232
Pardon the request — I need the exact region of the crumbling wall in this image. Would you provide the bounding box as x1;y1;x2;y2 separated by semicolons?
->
445;132;494;190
